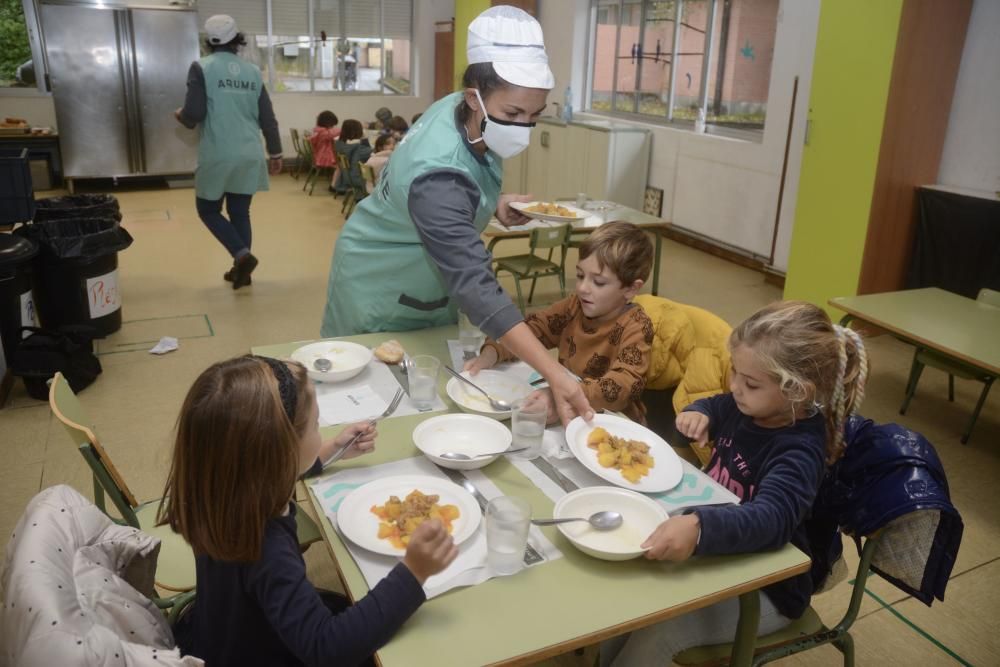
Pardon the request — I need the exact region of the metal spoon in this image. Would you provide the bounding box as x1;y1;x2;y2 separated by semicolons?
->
531;511;623;531
439;447;530;461
313;358;332;372
442;365;513;411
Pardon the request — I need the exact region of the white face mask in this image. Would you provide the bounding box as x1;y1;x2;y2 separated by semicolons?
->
466;89;534;159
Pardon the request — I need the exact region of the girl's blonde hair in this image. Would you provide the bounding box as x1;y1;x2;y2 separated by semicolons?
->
731;301;868;464
157;356;314;562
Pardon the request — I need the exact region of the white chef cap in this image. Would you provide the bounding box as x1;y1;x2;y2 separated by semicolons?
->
466;5;555;90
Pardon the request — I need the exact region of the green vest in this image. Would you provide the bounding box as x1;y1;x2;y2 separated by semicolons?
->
196;53;268;200
321;92;503;337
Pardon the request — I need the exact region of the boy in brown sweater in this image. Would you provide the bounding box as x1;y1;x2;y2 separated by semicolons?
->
467;221;654;424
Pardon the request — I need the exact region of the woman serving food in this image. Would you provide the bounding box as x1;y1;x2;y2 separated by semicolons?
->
321;5;592;425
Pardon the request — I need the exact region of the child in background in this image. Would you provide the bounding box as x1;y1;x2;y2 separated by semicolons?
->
387;115;409;140
309;110;340;171
365;133;396;189
159;355;457;666
602;301;868;666
333;119;373;194
466;221;654;424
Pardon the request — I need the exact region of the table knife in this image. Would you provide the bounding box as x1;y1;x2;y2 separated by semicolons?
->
531;456;578;494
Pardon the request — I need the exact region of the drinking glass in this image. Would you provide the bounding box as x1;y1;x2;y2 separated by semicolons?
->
486;496;531;575
458;311;486;359
408;355;440;410
509;397;547;460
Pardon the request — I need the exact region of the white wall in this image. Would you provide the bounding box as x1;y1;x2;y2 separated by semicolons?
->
0;0;455;159
937;0;1000;195
538;0;820;272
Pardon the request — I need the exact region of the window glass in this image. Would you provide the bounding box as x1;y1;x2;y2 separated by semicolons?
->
1;0;33;88
590;0;620;113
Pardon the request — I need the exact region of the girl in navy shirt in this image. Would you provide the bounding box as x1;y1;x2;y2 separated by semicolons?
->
604;301;868;665
159;355;457;666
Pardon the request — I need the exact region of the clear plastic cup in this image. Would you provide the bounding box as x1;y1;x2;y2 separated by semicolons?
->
509;397;547;460
408;355;440;410
486;496;531;575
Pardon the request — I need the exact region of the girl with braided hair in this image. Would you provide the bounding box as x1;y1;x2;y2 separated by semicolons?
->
602;301;868;666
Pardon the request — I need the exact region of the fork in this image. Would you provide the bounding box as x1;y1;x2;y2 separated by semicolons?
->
321;388;405;469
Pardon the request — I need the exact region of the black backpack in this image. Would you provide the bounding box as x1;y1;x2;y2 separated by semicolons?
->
10;326;102;400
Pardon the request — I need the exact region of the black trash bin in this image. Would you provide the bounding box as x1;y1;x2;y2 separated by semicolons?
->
33;194;121;222
16;217;133;337
0;234;39;366
0;148;35;224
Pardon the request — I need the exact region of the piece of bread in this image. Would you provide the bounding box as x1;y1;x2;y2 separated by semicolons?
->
374;339;405;364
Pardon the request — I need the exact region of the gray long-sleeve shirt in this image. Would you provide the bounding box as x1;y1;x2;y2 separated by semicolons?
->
406;167;523;342
178;60;282;157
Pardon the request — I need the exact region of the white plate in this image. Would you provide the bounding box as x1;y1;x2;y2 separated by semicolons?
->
413;414;513;470
553;486;669;560
510;200;586;222
291;341;373;383
336;475;481;557
564;414;683;493
445;369;533;420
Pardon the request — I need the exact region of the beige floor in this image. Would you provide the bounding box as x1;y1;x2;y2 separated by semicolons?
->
2;175;997;666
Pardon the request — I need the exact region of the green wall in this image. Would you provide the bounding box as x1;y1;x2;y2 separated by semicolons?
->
783;0;904;313
453;0;492;91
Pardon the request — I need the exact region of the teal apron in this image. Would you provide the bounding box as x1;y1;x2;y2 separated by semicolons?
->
195;53;269;200
321;92;502;337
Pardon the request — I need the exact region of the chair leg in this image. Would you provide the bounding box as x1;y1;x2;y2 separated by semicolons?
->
558;267;566;298
948;374;955;402
961;378;994;445
834;632;855;667
900;354;925;415
513;277;525;313
303;167;317;192
528;276;539;305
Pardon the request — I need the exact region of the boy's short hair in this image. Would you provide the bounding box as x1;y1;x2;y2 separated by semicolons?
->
577;221;653;286
374;134;394;152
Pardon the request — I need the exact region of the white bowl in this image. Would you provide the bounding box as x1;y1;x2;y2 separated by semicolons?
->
445;370;533;420
412;414;513;470
552;486;669;561
291;341;373;383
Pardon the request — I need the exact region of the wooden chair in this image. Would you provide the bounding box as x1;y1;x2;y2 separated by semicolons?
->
494;224;572;311
48;373;322;593
674;532;884;667
900;287;999;443
360;162;377;194
290;128;310;180
336;153;368;217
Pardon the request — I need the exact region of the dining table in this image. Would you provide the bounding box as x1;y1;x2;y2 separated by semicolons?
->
252;326;809;667
483;201;671;296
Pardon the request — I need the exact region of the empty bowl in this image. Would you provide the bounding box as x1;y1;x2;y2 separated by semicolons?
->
412;414;513;470
445;369;533;420
552;486;669;561
291;341;373;383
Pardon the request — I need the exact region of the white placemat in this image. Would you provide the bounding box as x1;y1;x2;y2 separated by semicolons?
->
309;456;561;599
513;426;739;516
314;360;447;427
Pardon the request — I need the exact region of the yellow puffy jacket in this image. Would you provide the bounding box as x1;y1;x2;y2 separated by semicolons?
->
633;295;732;415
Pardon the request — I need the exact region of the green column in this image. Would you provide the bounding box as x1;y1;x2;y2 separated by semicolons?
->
783;0;903;314
453;0;492;91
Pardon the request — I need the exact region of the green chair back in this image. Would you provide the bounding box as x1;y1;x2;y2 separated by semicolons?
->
49;372;141;528
529;224;572;250
290;127;302;153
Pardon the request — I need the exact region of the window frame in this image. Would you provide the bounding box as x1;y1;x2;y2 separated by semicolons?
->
586;0;770;142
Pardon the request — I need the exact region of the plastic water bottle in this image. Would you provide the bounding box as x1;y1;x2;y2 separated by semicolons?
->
562;86;573;122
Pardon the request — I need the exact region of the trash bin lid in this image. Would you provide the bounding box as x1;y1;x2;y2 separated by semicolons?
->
0;233;38;269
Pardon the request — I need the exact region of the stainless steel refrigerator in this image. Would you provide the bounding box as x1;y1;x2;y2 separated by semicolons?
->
38;0;200;187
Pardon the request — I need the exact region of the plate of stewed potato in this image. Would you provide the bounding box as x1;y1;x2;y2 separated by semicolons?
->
336;475;481;556
510;200;586;222
564;414;683;493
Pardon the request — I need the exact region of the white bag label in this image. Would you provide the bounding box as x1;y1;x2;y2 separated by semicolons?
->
20;290;38;334
86;269;121;319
